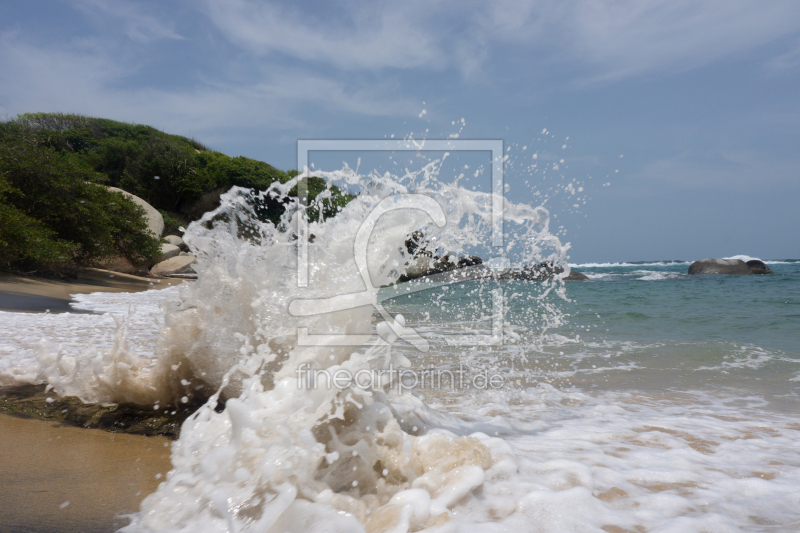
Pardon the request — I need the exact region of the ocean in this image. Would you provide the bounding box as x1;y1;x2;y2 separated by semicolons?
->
1;175;798;532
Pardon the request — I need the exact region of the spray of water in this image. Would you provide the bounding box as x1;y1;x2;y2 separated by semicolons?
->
31;157;570;532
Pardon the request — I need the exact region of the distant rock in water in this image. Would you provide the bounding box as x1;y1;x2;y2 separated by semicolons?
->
398;231;483;282
516;261;589;281
398;232;586;283
688;258;773;275
745;259;774;275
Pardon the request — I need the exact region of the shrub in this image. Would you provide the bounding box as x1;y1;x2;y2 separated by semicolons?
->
0;125;161;272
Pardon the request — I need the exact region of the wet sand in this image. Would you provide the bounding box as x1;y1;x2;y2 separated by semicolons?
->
0;414;172;532
0;270;184;531
0;269;184;313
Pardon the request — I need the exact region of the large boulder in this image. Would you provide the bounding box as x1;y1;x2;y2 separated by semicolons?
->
151;255;197;277
183;187;227;221
688;258;772;275
107;187;164;238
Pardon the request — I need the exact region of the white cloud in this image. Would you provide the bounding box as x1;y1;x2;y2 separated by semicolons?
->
0;32;418;139
199;0;447;70
480;0;800;82
197;0;800;83
72;0;184;43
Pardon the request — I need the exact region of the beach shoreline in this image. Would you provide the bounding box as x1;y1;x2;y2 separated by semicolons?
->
0;269;185;313
0;413;172;533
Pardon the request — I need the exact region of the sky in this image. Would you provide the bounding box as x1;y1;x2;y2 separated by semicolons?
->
1;0;798;263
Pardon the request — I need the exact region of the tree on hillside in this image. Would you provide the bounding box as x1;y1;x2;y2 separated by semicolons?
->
0;124;161;273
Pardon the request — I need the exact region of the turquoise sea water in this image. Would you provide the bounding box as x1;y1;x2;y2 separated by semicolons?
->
384;260;800;412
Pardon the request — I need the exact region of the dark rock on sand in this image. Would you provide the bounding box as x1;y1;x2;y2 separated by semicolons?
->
688;258;773;275
0;384;206;439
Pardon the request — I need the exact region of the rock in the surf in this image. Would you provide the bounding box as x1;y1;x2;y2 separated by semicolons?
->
399;232;484;282
515;261;589;281
745;259;774;274
398;232;585;282
688;258;772;275
151;255;197;277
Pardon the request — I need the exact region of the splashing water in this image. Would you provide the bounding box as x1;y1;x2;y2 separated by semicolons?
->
41;160;560;532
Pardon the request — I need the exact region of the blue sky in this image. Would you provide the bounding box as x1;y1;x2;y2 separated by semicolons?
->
1;0;798;262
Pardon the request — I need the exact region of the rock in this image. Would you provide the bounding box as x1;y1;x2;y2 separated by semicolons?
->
0;384;205;439
398;232;584;283
160;243;181;261
515;261;588;281
404;261;587;284
745;259;774;274
163;235;187;251
399;232;485;282
564;269;590;281
107;187;164;238
688;258;772;275
179;251;192;256
96;255;148;276
151;255;197;277
399;253;483;282
458;255;483;268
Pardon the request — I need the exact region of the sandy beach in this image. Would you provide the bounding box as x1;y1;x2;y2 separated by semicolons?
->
0;271;185;531
0;269;184;313
0;415;172;533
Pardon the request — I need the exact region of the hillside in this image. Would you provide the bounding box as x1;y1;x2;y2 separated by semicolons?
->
0;113;348;274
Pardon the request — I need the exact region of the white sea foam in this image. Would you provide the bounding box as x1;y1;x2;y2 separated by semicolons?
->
723;255;796;265
582;272;616;280
0;288;176;391
572;261;690;268
424;386;800;532
633;270;685;281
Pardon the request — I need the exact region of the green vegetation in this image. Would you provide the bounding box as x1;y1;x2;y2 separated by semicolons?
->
0;123;161;273
0;112;351;274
